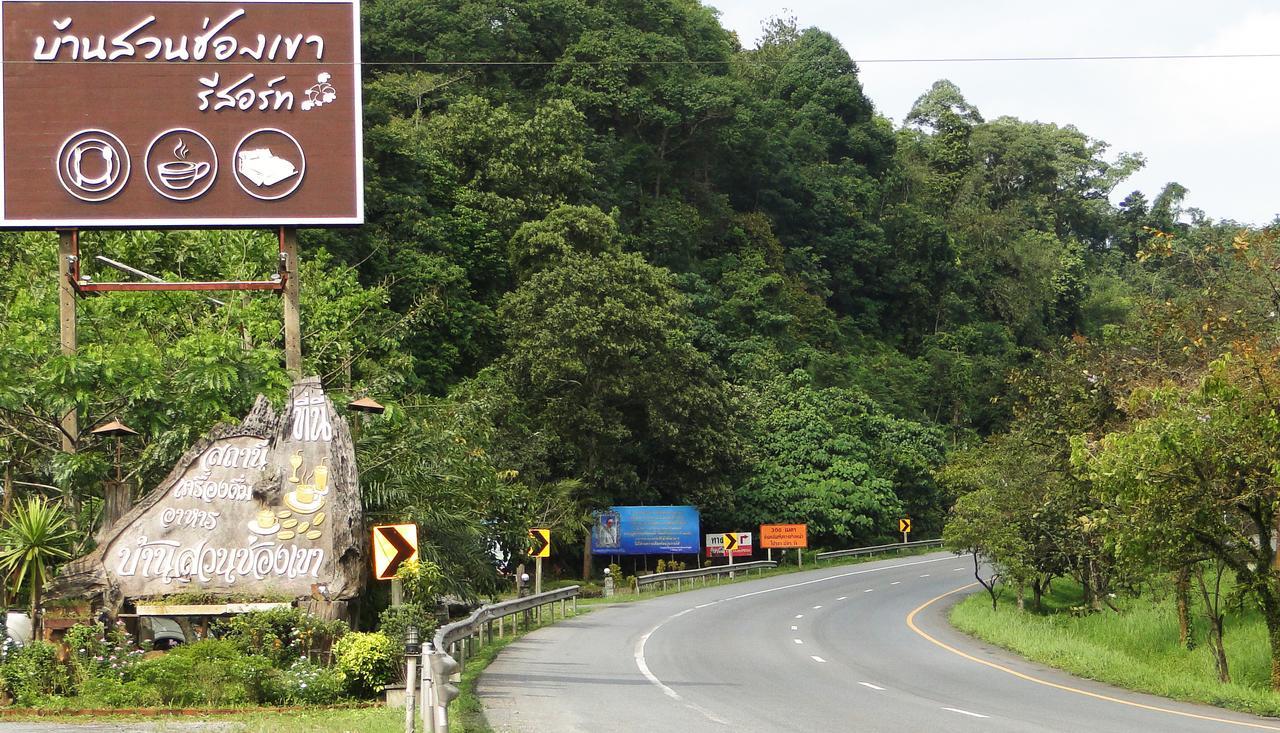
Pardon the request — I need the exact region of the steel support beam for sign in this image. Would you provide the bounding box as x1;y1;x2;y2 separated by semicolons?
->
63;228;289;296
59;227;301;377
281;228;302;378
56;230;78;454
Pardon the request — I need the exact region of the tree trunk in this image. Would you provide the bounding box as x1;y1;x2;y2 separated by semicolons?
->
1176;565;1193;649
1262;592;1280;691
1089;560;1104;612
1016;584;1025;611
1194;565;1229;682
581;531;593;580
1032;577;1043;612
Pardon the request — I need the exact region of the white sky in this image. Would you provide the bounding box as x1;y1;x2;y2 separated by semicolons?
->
712;1;1280;226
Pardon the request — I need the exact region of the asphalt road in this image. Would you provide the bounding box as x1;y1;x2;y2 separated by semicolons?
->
479;551;1280;732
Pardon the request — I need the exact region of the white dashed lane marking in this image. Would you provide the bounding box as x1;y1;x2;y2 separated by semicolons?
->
810;656;826;663
793;638;803;645
859;682;886;691
943;707;990;719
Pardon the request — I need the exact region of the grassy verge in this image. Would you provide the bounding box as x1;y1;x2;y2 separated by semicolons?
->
950;578;1280;717
0;706;402;732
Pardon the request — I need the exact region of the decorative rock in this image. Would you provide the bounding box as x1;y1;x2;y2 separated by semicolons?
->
50;377;367;608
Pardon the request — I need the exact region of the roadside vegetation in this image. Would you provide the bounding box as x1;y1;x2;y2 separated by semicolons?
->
951;575;1280;717
941;226;1280;702
0;558;440;711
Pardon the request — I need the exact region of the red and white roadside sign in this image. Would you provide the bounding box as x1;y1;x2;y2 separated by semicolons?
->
705;532;752;558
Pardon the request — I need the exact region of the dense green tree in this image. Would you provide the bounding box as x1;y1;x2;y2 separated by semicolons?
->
497;249;740;534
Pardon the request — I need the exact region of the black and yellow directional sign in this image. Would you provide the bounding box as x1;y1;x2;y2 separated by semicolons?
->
529;528;551;558
723;532;739;552
899;518;912;534
372;523;418;580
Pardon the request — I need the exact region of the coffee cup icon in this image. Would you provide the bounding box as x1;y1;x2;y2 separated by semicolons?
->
145;130;218;201
157;160;210;191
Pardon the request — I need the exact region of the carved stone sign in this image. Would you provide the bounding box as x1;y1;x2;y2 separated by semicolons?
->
0;0;362;227
52;377;366;606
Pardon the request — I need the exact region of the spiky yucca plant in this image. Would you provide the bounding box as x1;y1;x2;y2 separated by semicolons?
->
0;496;74;623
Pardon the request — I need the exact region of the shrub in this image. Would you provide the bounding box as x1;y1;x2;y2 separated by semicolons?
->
212;607;346;667
333;631;397;698
65;621;144;685
0;641;68;706
128;639;273;706
77;676;151;708
279;659;346;705
394;559;442;607
378;605;435;652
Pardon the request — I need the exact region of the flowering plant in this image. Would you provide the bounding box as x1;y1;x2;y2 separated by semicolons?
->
65;621;144;683
279;658;345;704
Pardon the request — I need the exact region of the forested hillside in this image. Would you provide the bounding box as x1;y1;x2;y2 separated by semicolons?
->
0;0;1232;598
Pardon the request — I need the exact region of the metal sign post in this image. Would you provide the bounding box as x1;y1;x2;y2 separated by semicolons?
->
528;528;550;595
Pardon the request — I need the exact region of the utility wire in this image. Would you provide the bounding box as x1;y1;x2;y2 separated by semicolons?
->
8;52;1280;66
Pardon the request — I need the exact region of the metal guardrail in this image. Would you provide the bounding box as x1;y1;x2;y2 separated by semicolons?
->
815;538;943;562
636;560;777;592
421;585;581;733
433;584;580;651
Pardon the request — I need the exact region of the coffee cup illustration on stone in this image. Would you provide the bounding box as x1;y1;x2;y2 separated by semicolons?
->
256;508;276;529
296;483;315;504
157;139;210;190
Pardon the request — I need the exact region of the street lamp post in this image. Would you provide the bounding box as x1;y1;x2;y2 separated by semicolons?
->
90;419;139;528
404;625;420;733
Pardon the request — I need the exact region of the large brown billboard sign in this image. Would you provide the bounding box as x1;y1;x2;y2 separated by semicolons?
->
0;0;362;227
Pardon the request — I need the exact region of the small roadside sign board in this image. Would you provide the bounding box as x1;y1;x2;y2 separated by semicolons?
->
705;532;752;558
899;518;912;534
529;528;551;558
372;523;418;580
760;524;808;549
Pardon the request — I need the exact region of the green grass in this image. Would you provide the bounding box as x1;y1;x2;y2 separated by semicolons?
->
0;706;402;733
951;578;1280;717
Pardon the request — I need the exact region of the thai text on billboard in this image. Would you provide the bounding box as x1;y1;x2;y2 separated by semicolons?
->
590;506;700;555
759;523;807;549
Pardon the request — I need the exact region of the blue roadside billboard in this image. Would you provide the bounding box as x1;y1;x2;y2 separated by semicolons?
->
590;506;700;555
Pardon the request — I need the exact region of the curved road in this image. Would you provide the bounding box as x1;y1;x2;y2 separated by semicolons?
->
479;551;1280;732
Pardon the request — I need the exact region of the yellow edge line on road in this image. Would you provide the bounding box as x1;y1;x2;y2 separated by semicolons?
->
906;583;1280;731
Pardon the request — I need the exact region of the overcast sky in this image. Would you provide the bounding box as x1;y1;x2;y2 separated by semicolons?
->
712;1;1280;226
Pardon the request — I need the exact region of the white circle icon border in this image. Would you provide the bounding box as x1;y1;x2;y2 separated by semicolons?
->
56;129;130;203
144;128;218;202
233;128;306;201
